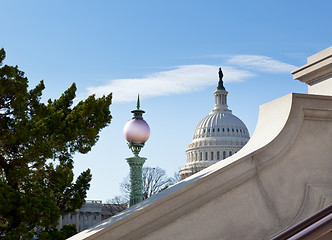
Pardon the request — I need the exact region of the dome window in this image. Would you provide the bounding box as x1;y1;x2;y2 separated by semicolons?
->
182;69;250;179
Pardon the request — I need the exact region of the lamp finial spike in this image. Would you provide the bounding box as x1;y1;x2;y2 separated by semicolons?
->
137;94;140;109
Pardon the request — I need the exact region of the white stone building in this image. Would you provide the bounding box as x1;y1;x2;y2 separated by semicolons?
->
69;46;332;240
180;68;250;179
58;200;126;233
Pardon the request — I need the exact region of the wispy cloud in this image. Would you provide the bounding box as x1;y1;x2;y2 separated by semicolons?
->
227;55;297;73
86;55;296;103
87;65;253;103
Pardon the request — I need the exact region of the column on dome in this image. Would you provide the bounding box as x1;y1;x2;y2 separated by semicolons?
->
213;89;229;111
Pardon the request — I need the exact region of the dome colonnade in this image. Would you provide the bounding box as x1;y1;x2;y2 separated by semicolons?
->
180;68;250;179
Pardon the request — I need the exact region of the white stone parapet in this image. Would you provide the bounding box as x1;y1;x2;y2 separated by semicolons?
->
68;46;332;240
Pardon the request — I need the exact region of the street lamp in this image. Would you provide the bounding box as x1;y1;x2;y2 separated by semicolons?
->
123;95;150;206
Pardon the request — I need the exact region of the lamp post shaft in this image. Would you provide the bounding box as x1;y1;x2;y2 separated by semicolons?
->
126;156;146;206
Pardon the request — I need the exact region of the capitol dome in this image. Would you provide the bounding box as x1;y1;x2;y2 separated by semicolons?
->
180;68;250;180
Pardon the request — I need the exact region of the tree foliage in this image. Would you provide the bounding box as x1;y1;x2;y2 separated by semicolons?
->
0;48;112;238
37;224;77;240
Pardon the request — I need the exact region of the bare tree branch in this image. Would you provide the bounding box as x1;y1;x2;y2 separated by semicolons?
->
120;166;180;201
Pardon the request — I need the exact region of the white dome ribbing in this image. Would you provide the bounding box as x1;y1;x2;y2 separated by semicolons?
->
180;68;250;180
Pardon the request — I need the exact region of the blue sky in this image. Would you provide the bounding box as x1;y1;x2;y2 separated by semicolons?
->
1;0;331;201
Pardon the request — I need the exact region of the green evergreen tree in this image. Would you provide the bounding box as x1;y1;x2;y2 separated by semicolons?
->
38;224;77;240
0;48;112;238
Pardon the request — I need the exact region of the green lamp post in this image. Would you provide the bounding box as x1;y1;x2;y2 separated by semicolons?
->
123;96;150;206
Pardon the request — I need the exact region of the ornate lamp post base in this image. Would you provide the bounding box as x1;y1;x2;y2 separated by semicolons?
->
126;156;146;206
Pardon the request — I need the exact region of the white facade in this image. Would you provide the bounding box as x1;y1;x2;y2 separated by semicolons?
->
58;200;103;232
58;200;126;233
69;46;332;240
180;75;250;179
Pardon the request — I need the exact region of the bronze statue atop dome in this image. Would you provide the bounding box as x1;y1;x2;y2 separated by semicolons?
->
217;67;225;90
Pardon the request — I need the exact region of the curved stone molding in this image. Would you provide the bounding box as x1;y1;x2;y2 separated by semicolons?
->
69;92;332;240
287;184;332;227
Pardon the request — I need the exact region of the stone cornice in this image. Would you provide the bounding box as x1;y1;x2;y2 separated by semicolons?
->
292;46;332;86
